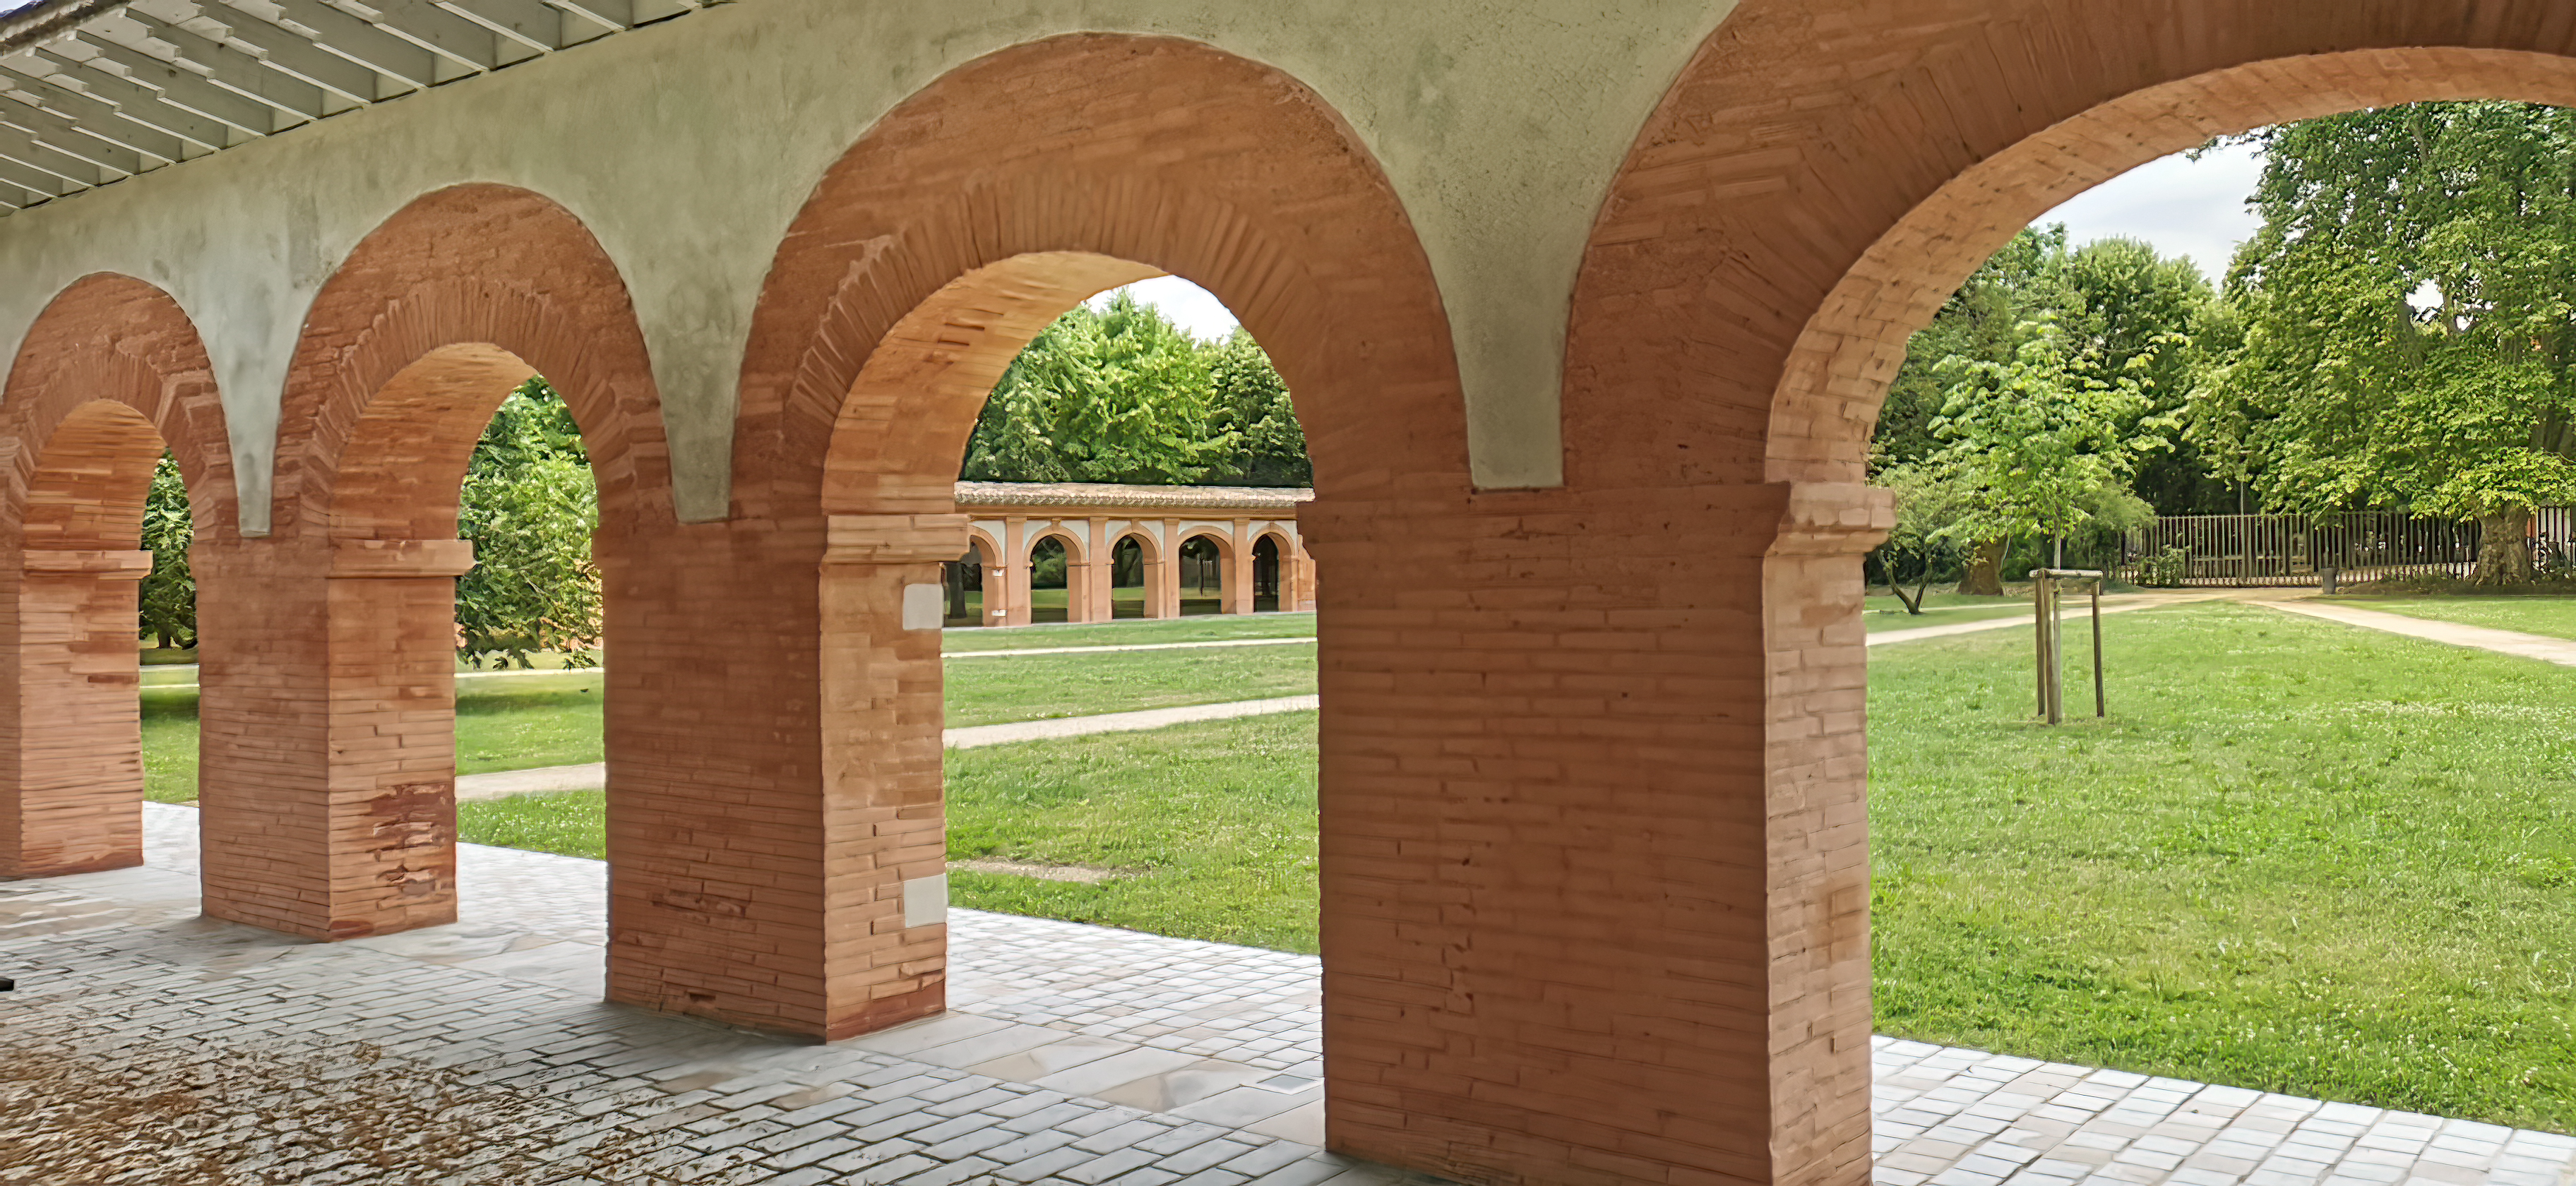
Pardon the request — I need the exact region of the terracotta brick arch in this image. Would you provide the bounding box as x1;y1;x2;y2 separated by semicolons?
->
734;33;1467;515
273;182;670;537
196;182;670;942
1109;525;1162;564
1570;4;2576;490
1546;8;2576;1186
0;274;233;878
1024;525;1087;565
602;32;1475;1046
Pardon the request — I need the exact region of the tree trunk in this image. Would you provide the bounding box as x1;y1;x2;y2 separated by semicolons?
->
2474;508;2535;585
1958;537;2008;596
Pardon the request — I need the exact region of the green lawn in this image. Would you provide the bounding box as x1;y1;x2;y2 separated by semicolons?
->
143;639;1317;800
943;611;1313;652
455;712;1322;950
1871;602;2576;1131
2332;595;2576;641
946;645;1313;726
946;712;1320;950
1864;592;2034;632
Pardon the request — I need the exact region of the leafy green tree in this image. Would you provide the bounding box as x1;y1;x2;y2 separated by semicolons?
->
2059;239;2226;513
1933;320;2166;590
456;378;600;668
1877;227;2074;471
962;294;1238;485
2194;102;2576;582
137;454;194;650
1200;329;1309;486
1869;462;1969;613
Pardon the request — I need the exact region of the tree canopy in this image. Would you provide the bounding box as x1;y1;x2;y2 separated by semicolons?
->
962;292;1308;487
456;377;601;668
2188;102;2576;579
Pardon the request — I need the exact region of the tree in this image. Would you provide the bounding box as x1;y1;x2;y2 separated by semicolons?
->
1869;463;1969;613
2193;103;2576;582
2058;238;2226;514
962;294;1239;485
1200;329;1310;486
1933;319;2167;589
456;378;601;668
137;454;194;650
1877;227;2074;472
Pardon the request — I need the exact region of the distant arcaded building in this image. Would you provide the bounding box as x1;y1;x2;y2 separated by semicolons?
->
948;481;1314;625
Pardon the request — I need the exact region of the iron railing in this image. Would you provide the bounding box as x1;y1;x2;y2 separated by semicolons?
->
2118;508;2576;587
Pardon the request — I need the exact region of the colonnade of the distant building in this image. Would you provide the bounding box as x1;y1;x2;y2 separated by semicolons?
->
943;481;1316;627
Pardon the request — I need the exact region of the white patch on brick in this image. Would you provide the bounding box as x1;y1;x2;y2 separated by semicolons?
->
900;583;943;630
902;873;948;928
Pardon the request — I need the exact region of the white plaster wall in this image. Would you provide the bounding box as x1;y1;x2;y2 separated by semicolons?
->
0;0;1739;532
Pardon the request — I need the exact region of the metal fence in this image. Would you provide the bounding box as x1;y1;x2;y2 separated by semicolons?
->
2116;508;2576;587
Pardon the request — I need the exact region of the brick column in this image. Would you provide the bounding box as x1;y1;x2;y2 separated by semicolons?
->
0;548;155;877
1158;518;1185;615
999;516;1030;628
1282;534;1318;613
1224;519;1255;615
196;537;475;940
604;513;962;1039
1082;517;1112;621
1311;481;1890;1186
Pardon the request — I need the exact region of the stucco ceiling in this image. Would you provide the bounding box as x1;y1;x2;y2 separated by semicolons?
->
0;0;710;215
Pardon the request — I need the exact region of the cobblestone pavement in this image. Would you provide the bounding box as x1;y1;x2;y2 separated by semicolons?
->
7;804;2568;1185
1871;1042;2576;1186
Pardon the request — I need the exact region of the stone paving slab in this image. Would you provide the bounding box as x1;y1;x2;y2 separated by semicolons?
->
26;803;2575;1185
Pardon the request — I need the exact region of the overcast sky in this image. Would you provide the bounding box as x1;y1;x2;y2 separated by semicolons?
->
1111;138;2271;340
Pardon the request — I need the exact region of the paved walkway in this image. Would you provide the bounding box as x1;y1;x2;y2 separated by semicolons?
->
4;806;2567;1184
2265;601;2576;666
1868;594;2229;647
456;697;1323;802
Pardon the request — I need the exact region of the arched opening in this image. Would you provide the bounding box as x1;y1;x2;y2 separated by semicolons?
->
1027;533;1077;624
1562;12;2576;1185
202;184;667;944
1252;534;1282;613
6;402;169;877
1109;534;1152;618
0;274;232;884
1176;533;1229;616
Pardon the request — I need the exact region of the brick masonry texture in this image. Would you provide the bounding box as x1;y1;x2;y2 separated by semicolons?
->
12;10;2576;1186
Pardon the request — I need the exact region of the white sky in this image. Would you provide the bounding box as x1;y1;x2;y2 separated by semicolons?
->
1103;139;2267;336
2031;138;2266;285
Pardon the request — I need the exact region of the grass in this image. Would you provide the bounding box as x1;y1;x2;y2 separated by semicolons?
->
942;611;1313;652
453;712;1323;951
946;645;1313;726
141;635;1316;799
458;789;607;861
1871;601;2576;1132
1864;590;2034;633
2332;595;2576;642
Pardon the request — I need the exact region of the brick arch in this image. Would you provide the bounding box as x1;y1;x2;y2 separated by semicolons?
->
734;32;1465;516
1;273;235;539
965;527;1003;568
0;273;233;879
1567;1;2576;491
195;182;672;943
1107;527;1162;564
273;182;669;539
1174;527;1236;563
1547;11;2576;1186
1024;525;1087;566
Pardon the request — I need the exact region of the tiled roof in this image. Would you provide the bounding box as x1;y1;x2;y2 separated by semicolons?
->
953;481;1312;512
